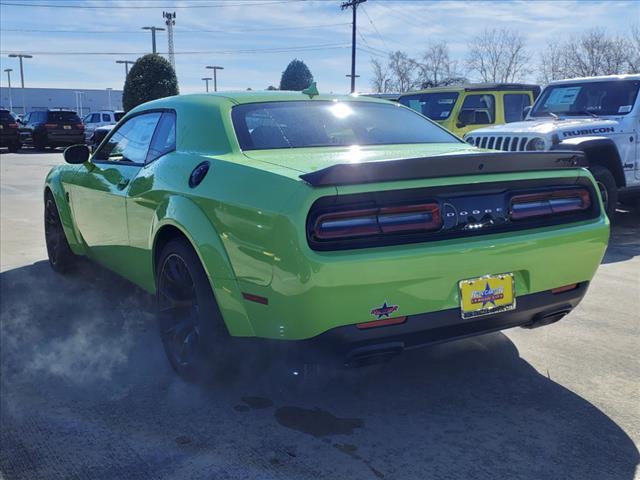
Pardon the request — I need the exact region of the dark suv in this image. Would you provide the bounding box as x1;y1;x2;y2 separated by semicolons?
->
0;109;21;152
21;110;84;150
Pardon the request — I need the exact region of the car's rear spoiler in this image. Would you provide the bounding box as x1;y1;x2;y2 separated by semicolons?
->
299;151;587;187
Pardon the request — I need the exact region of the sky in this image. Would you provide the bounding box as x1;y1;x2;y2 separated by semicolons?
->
0;0;637;95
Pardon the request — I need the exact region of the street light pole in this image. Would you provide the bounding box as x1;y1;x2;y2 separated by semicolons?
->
116;60;134;78
4;68;13;112
106;87;113;110
201;77;212;92
205;65;224;92
142;26;165;54
8;53;33;115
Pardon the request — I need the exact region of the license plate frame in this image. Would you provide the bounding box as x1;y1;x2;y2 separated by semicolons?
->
459;273;516;319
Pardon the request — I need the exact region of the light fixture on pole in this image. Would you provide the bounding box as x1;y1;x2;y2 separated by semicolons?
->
8;53;33;115
205;65;224;92
116;60;134;77
3;68;13;112
142;26;165;54
201;77;213;93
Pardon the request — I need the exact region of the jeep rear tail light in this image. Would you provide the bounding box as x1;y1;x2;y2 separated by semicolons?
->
510;189;591;220
44;123;57;129
314;203;441;240
7;123;18;129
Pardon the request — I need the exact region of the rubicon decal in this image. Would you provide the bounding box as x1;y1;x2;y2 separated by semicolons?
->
562;127;615;137
370;301;399;319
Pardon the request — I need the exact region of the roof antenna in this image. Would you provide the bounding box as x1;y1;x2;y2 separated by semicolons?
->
302;82;319;98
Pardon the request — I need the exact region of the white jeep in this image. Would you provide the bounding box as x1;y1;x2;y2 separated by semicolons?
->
465;74;640;217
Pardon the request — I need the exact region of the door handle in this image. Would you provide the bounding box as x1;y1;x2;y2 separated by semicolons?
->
117;178;130;190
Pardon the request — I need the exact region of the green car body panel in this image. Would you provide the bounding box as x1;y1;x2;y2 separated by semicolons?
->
45;92;609;343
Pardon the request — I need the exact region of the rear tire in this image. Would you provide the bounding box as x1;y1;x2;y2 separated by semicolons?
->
590;165;618;218
8;142;20;153
156;239;230;382
44;192;76;273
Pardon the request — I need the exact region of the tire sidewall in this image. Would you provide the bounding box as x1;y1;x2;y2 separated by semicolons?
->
589;165;618;218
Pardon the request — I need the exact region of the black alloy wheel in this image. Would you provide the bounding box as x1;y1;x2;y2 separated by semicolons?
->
156;239;229;381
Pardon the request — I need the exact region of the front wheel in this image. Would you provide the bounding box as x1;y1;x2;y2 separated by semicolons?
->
590;165;618;219
44;192;76;273
156;239;230;381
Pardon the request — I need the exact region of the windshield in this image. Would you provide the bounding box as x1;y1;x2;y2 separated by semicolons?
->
232;100;460;150
531;80;640;117
398;92;459;120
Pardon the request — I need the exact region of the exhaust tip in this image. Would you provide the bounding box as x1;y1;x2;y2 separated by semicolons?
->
344;342;404;368
522;308;572;329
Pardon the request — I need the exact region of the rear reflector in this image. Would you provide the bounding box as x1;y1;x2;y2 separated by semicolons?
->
242;292;269;305
315;203;441;240
510;189;590;220
551;283;578;294
357;316;407;329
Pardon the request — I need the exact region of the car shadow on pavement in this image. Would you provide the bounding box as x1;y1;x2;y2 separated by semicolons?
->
602;204;640;264
1;259;638;480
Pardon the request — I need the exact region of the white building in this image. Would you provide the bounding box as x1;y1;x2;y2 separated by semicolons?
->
0;87;123;116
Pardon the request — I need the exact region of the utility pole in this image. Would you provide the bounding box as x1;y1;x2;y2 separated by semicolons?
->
106;87;113;110
8;53;33;115
206;65;224;92
163;11;176;71
202;77;212;92
4;68;13;112
116;60;134;77
341;0;366;93
142;26;165;54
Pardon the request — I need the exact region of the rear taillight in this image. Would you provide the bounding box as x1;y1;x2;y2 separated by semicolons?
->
510;189;591;220
44;123;57;129
7;123;18;129
76;124;84;130
314;203;441;240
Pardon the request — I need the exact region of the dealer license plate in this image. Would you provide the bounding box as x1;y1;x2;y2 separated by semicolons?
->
459;273;515;319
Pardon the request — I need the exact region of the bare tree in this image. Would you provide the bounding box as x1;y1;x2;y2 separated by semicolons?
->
416;41;466;88
387;51;419;93
629;24;640;73
466;28;530;82
370;58;392;93
538;41;567;83
563;28;630;77
538;28;636;81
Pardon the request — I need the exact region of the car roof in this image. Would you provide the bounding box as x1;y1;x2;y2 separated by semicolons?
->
548;74;640;85
401;83;540;96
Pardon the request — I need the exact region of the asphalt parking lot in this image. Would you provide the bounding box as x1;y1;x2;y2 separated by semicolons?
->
1;150;638;480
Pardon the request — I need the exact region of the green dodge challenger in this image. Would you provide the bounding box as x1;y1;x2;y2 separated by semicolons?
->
44;91;609;378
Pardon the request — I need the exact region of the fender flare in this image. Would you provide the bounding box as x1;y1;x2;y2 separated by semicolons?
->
552;136;625;187
151;195;255;337
44;169;86;256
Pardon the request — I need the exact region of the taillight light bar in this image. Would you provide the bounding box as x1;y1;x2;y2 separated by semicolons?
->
314;203;441;240
510;189;591;220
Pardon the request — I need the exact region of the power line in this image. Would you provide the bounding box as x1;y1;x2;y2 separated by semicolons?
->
0;23;350;34
0;43;350;56
0;0;299;8
360;4;391;52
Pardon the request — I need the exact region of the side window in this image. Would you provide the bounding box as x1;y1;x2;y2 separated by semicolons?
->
102;114;111;122
504;94;531;123
93;112;161;163
147;111;176;163
91;113;101;123
83;113;91;123
458;94;495;125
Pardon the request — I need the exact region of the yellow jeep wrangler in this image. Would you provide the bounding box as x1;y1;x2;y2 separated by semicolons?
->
398;83;541;137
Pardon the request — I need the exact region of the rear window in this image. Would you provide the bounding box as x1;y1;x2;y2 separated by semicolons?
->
0;111;13;121
232;100;460;151
47;111;81;123
398;92;459;120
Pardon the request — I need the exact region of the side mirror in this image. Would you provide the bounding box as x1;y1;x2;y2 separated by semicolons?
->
523;105;532;119
63;144;90;164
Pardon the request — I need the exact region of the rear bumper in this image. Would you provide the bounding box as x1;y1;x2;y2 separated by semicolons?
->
245;283;589;366
0;132;20;145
